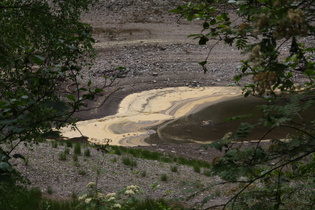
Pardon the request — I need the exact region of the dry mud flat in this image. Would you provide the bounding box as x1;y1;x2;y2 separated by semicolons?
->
76;0;245;120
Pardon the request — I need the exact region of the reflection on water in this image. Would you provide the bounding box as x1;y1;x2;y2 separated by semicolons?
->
148;96;294;144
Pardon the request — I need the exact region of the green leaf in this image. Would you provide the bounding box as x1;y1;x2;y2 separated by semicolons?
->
12;154;25;161
67;94;76;102
199;36;209;45
199;61;207;66
41;131;61;138
94;88;103;93
187;14;195;21
210;19;216;25
203;22;210;29
187;34;202;38
235;123;254;139
226;114;253;121
33;55;45;65
0;162;13;172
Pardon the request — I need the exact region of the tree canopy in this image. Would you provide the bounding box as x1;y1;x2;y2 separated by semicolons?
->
173;0;315;208
0;0;100;179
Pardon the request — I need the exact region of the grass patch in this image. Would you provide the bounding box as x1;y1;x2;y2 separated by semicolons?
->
66;141;73;148
132;197;186;210
161;174;168;182
0;185;78;210
84;148;91;157
102;146;211;173
110;157;117;163
64;147;70;155
1;183;186;210
141;171;147;177
74;143;81;155
193;164;201;173
78;169;87;176
47;186;53;195
73;154;78;162
51;141;58;148
122;156;137;167
109;146;211;169
59;152;67;161
171;165;178;173
203;169;212;177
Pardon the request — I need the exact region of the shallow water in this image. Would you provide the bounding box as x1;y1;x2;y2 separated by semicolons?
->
149;96;295;144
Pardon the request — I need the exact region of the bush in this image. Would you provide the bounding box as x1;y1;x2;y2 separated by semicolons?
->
72;154;78;162
141;171;147;177
59;153;67;161
64;147;70;155
171;165;178;173
51;141;58;148
203;169;212;177
84;148;91;157
161;174;168;182
66;141;73;148
78;169;87;176
193;164;201;173
74;143;81;155
122;156;137;167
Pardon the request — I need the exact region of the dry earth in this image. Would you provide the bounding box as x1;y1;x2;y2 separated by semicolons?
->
75;0;245;120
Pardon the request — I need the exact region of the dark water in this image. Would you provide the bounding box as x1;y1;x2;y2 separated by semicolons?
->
148;96;296;144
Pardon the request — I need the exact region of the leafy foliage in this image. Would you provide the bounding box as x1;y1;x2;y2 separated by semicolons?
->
0;0;103;182
173;0;315;208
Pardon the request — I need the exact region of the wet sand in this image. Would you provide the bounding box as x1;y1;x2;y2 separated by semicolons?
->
61;86;242;146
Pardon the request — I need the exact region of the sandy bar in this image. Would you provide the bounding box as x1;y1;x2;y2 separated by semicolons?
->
61;86;242;146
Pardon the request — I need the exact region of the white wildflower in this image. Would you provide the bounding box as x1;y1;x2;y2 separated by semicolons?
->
105;192;116;201
105;192;116;199
113;203;122;208
126;185;139;192
78;194;87;201
107;196;115;201
85;198;92;204
125;189;135;195
86;182;96;188
97;192;105;199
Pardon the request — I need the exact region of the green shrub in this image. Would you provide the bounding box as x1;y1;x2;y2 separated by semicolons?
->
47;186;53;195
161;156;173;163
51;141;58;148
78;169;87;176
203;169;212;177
66;141;73;148
84;148;91;157
193;164;201;173
141;171;147;177
115;149;122;155
171;165;178;173
73;154;78;162
74;143;81;155
161;174;168;182
59;152;67;161
122;156;137;167
64;147;70;155
0;185;78;210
